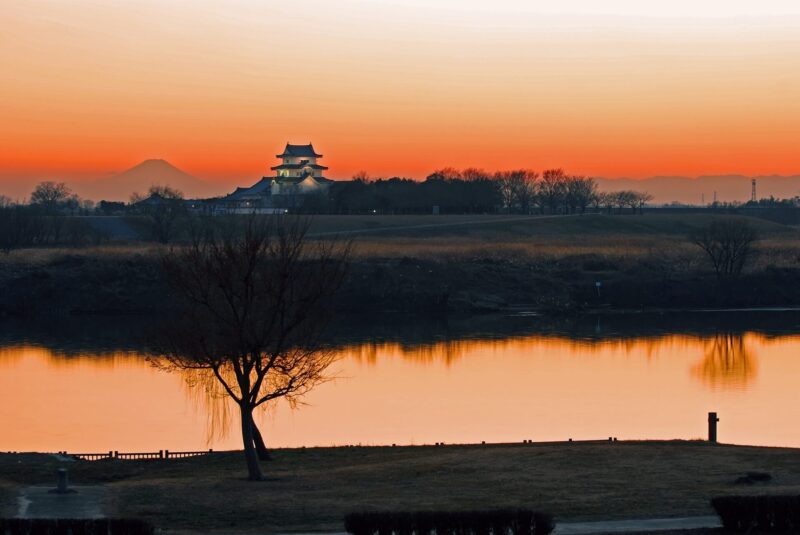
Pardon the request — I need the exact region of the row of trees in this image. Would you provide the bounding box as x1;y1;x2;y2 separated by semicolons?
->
0;182;190;250
0;182;108;251
328;168;652;215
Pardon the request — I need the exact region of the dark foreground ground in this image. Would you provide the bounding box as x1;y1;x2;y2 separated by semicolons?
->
2;441;799;533
1;214;799;318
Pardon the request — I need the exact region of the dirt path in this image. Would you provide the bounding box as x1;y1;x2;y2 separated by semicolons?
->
84;216;140;241
16;486;107;519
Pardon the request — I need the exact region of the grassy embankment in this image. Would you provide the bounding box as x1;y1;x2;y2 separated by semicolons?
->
1;213;798;316
2;441;800;532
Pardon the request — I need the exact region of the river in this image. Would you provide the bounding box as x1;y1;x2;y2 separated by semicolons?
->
1;311;799;452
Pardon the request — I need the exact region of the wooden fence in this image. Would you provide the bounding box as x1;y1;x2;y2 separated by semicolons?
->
57;449;213;461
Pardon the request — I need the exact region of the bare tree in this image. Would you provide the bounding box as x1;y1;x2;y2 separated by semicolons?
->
154;217;350;480
351;171;371;182
132;185;186;243
494;171;517;213
690;218;758;280
493;170;538;214
30;181;72;213
632;192;653;214
565;176;597;214
428;167;462;181
512;170;538;214
539;169;568;214
460;167;490;182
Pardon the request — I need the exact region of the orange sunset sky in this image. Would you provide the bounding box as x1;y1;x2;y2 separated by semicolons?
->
2;0;800;187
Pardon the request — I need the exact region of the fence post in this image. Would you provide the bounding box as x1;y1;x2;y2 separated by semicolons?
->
108;450;113;459
165;449;169;460
708;412;719;443
159;450;164;459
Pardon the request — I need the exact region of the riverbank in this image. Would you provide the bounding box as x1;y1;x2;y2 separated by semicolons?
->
2;441;800;532
1;214;798;317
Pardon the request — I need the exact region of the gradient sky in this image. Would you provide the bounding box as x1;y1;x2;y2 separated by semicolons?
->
2;0;800;185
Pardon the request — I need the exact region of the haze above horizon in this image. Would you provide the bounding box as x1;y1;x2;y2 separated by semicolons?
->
2;1;799;187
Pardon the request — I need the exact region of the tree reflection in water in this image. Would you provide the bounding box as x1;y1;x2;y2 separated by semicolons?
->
692;333;757;390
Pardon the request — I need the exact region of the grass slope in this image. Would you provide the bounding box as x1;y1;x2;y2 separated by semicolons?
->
2;441;800;532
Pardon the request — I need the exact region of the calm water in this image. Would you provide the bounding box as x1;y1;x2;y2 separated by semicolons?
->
2;312;800;452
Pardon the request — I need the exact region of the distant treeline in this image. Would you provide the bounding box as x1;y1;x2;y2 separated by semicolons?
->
324;168;653;215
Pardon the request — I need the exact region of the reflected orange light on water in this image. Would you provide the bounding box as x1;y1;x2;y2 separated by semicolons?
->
1;333;799;452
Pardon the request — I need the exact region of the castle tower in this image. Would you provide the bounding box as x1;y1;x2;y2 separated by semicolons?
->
270;143;328;180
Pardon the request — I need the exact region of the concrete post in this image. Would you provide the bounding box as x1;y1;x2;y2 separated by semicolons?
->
708;412;719;443
56;468;68;493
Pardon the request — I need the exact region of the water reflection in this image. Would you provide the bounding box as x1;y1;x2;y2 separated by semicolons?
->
2;313;800;451
692;334;757;390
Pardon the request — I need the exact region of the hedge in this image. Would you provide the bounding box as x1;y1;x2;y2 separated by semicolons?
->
711;495;800;532
0;519;154;535
344;509;554;535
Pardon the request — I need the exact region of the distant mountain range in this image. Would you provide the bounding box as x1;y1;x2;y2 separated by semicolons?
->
595;175;800;205
2;161;800;205
71;159;228;202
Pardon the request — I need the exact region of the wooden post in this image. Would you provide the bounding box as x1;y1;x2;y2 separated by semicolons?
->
165;449;169;459
108;450;113;459
708;412;719;443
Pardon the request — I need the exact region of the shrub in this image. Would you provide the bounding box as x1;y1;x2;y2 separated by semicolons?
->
690;218;758;280
0;206;48;251
344;509;554;535
0;518;154;535
711;495;800;532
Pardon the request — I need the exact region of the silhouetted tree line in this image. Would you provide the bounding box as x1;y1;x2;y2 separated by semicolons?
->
739;196;800;225
322;168;653;215
0;181;105;251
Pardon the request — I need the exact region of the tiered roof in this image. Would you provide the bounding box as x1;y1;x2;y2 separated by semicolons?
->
276;143;322;158
271;162;328;171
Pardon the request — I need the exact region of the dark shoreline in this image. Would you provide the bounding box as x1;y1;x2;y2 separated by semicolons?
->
3;306;800;357
2;249;800;320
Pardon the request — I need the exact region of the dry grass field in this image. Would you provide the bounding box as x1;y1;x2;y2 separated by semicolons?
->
2;441;800;532
1;213;798;317
2;213;797;265
323;213;799;267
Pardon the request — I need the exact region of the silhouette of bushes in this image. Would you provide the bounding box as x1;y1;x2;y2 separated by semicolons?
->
344;509;554;535
0;518;154;535
690;218;759;280
0;206;107;251
711;495;800;532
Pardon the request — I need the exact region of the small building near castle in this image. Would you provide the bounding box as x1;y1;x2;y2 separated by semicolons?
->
221;143;332;212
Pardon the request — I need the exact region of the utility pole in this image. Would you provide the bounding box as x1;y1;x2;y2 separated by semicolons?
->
752;179;757;203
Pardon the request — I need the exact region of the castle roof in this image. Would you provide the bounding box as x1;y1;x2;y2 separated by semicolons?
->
276;143;322;158
271;162;328;171
274;175;334;186
224;177;273;200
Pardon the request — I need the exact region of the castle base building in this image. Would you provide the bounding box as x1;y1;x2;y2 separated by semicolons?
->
221;143;332;213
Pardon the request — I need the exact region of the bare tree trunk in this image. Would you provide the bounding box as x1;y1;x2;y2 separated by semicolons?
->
240;406;264;481
252;420;272;461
